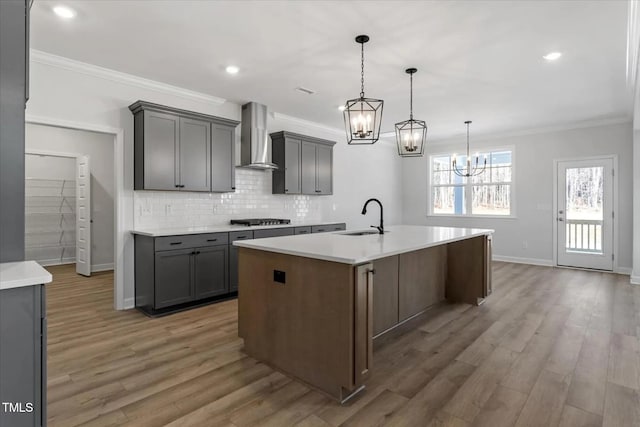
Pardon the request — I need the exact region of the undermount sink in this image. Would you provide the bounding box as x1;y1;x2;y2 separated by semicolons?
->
341;230;387;236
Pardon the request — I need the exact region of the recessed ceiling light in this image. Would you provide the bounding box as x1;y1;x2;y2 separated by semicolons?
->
53;5;76;19
543;52;562;61
225;65;239;75
338;105;346;111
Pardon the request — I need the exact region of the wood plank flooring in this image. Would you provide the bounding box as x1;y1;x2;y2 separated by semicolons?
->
45;263;640;426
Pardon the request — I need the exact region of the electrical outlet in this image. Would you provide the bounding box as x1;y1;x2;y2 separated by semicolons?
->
165;204;172;215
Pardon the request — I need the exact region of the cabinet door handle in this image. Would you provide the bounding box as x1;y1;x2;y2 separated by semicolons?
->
207;239;217;242
170;242;182;245
285;189;288;192
231;187;236;190
315;190;321;193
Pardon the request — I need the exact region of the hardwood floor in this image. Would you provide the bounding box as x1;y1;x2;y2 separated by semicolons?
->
45;263;640;426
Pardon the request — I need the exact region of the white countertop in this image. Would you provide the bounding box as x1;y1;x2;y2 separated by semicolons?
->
0;261;53;290
130;221;345;237
233;225;494;265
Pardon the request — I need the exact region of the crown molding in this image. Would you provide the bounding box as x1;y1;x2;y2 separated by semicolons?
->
425;116;632;146
30;49;226;106
271;112;344;136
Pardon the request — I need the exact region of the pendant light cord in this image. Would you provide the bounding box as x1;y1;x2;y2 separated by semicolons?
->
360;42;365;99
409;72;413;120
466;122;470;157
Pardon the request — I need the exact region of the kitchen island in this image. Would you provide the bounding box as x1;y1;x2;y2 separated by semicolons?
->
235;225;493;402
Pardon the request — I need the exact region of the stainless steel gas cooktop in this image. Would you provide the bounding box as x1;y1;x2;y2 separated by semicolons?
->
230;218;291;226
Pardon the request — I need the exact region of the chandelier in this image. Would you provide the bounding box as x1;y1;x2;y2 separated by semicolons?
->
452;121;486;177
395;68;426;157
343;35;383;144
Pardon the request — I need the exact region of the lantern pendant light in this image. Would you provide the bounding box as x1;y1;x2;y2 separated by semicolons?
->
395;68;427;157
343;35;384;144
452;121;487;177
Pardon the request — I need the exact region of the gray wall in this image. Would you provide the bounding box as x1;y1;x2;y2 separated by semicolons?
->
402;122;633;270
26;124;115;270
0;0;26;262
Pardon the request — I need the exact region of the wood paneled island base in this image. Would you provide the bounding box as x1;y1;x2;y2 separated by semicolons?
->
236;226;493;402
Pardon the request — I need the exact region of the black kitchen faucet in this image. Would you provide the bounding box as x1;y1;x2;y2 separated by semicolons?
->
361;198;384;234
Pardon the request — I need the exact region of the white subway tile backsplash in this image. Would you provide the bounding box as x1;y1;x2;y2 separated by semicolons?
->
134;169;322;229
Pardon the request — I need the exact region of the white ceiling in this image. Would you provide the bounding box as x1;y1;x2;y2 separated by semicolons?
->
31;0;631;140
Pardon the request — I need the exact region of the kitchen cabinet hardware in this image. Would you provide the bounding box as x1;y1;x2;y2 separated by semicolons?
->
170;242;182;245
207;238;217;242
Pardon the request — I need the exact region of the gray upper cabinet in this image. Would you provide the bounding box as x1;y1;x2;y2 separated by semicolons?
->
211;123;236;192
301;141;317;195
316;144;332;194
179;117;211;192
284;138;302;194
270;131;335;196
142;111;180;191
130;101;239;192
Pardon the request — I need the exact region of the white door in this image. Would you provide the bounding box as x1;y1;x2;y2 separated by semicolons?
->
557;158;613;271
76;155;91;276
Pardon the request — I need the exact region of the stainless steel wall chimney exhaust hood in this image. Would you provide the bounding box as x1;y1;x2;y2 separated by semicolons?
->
240;102;278;170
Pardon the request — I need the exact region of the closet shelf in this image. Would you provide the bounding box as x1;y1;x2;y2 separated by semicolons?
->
25;243;75;249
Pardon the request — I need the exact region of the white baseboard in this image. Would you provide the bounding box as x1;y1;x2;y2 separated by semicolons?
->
492;255;554;267
37;258;75;267
631;274;640;285
615;267;632;275
92;263;114;272
123;297;135;310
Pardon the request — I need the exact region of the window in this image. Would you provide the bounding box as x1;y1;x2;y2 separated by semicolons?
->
430;149;514;216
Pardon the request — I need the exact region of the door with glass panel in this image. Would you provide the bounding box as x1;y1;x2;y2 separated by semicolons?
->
557;158;613;270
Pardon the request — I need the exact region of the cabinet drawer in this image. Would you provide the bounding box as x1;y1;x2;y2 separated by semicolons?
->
155;235;202;251
192;233;229;247
312;223;346;233
230;231;254;243
294;226;312;235
254;228;294;239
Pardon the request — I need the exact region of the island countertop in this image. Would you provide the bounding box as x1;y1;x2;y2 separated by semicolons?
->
233;225;493;264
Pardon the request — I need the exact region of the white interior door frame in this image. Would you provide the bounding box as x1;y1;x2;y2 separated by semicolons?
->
25;115;127;310
552;154;619;272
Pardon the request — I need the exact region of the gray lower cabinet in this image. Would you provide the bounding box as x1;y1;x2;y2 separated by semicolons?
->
135;224;346;314
194;245;228;298
154;248;194;308
312;223;346;233
229;231;253;292
253;227;295;239
294;226;312;235
0;284;46;427
270;131;335;195
135;232;230;316
130;101;239;193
